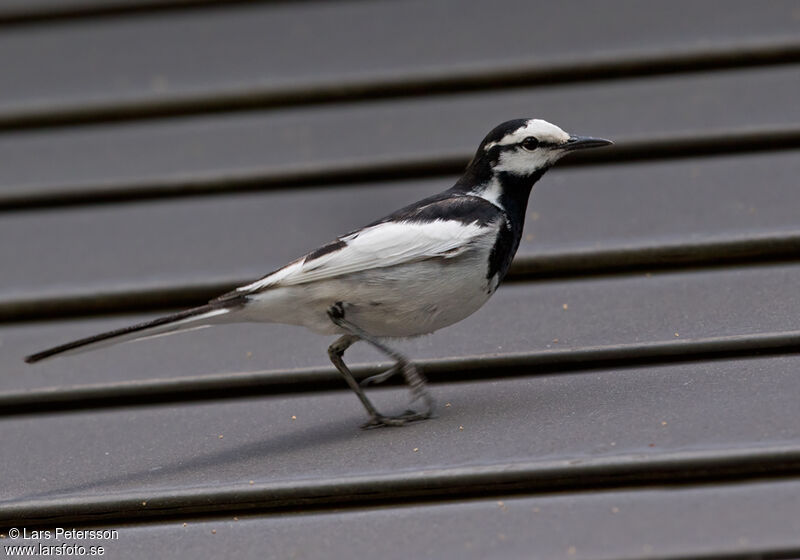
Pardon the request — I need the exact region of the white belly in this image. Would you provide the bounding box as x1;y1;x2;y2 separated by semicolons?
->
241;249;496;337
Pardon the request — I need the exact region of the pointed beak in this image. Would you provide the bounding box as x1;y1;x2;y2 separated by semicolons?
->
562;135;614;151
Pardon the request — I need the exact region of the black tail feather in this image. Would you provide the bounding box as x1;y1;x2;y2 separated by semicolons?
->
24;304;220;364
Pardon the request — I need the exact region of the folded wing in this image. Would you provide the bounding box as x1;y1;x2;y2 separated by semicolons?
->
227;217;497;297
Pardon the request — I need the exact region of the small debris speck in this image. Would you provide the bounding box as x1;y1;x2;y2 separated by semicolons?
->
142;501;147;506
562;303;568;310
674;332;680;337
218;434;224;439
552;338;559;343
567;546;577;556
611;507;620;513
445;402;451;408
291;415;297;421
661;421;668;426
249;480;254;485
151;75;169;91
182;523;187;528
649;443;655;447
211;529;216;535
532;507;540;513
233;517;239;521
246;351;253;358
458;426;464;431
413;447;419;452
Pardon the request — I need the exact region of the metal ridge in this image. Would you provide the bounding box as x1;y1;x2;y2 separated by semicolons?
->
2;231;799;322
0;0;278;26
3;445;800;527
3;330;800;416
1;127;799;212
2;41;800;132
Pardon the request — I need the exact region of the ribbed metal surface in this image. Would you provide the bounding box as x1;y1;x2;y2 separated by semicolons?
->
1;1;798;128
1;65;799;206
50;482;800;560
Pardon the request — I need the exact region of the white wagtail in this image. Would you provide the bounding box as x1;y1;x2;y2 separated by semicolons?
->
25;119;611;428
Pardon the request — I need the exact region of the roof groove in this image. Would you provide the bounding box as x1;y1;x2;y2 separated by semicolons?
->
616;547;800;560
1;128;799;212
3;233;798;322
0;0;279;27
2;41;799;133
4;330;800;416
3;446;800;527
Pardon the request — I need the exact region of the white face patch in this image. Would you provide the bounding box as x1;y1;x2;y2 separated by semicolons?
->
483;118;573;175
483;119;570;151
492;148;558;175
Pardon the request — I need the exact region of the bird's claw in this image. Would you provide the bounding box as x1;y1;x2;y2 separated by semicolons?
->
360;409;432;430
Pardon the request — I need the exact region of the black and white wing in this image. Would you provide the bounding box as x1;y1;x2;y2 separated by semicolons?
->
219;195;506;298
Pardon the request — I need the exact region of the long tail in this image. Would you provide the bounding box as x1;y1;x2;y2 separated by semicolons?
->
24;303;236;364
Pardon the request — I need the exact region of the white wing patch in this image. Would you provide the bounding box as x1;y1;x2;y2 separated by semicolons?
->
236;219;493;293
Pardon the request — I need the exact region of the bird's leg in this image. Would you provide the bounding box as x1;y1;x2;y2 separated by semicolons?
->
360;363;402;387
327;302;435;429
327;335;413;429
327;334;383;420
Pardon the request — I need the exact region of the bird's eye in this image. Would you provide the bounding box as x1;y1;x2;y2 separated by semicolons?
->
521;137;539;151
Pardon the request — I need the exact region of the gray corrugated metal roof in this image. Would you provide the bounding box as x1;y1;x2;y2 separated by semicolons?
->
2;1;800;558
81;482;800;560
3;355;799;495
1;65;799;206
1;0;798;127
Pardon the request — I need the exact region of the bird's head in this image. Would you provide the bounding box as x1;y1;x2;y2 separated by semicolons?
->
455;118;613;217
474;118;613;178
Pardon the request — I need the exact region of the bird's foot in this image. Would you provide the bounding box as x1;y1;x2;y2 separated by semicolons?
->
360;409;432;430
409;390;436;419
358;362;435;429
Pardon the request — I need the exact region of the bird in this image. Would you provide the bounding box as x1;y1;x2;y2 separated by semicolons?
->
25;118;612;428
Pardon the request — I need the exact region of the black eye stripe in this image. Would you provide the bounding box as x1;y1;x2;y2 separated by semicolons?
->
520;139;560;150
